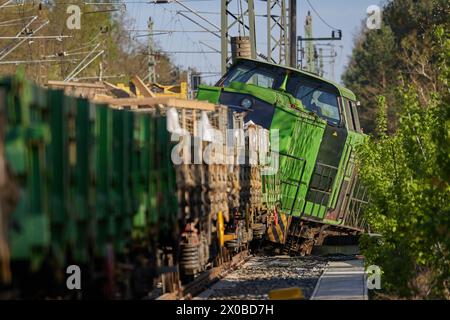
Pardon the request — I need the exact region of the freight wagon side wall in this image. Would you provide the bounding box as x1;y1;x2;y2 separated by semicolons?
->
0;77;178;277
0;82;20;284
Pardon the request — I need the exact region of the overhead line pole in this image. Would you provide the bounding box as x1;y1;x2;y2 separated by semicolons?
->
248;0;256;59
288;0;296;68
147;17;156;84
267;0;288;65
221;0;256;75
221;0;227;74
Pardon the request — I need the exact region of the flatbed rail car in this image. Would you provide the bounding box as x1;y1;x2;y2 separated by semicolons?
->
197;58;370;254
0;76;274;299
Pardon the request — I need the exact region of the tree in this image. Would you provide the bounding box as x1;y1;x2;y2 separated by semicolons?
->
0;1;185;85
357;25;450;299
342;0;449;133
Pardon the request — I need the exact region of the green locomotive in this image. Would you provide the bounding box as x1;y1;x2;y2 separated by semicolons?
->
197;58;369;253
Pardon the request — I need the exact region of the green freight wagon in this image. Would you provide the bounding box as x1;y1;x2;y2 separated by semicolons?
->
0;77;178;298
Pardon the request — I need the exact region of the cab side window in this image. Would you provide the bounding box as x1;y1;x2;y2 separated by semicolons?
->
342;99;361;132
343;98;355;131
349;101;361;132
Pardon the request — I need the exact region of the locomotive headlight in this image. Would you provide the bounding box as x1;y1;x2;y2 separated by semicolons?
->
240;97;253;109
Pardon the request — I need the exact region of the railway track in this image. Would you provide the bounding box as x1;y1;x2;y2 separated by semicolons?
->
193;255;329;300
156;250;252;300
154;248;366;301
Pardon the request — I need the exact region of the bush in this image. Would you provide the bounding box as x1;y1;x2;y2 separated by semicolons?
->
357;26;450;299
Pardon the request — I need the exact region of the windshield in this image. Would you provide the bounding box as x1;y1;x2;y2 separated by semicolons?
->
294;84;340;124
218;61;342;125
220;64;277;89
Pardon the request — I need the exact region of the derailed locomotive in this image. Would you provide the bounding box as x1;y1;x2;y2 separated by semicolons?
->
0;59;368;299
197;58;369;253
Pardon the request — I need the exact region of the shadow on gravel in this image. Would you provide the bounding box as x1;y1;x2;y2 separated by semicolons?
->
199;276;321;300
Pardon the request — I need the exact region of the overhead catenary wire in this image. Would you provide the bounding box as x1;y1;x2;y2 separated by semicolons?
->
173;0;220;31
0;0;16;9
43;50;103;59
64;42;102;81
199;41;220;53
128;29;219;33
64;49;104;81
0;15;35;25
305;0;339;31
0;20;49;61
176;11;221;38
176;14;217;75
0;58;79;64
14;15;37;37
0;2;39;14
157;50;218;53
238;0;244;36
64;42;101;54
52;0;213;3
0;35;71;39
1;0;223;79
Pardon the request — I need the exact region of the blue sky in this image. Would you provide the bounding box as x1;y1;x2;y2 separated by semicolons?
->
126;0;385;84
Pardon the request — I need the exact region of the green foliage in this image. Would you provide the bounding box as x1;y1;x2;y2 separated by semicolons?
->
343;0;449;133
357;26;450;299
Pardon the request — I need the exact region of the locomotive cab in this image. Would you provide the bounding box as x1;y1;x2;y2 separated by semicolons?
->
197;58;358;131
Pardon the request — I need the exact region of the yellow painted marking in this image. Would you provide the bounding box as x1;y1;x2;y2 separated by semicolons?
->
269;287;304;300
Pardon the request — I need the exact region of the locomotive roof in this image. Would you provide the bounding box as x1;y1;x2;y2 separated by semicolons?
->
236;58;357;101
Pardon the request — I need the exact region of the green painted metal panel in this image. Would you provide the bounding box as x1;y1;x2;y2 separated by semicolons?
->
5;80;51;268
94;104;112;257
72;98;91;262
132;113;149;237
270;107;326;217
196;85;221;103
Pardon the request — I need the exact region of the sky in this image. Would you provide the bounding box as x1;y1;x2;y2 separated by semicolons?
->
125;0;385;84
